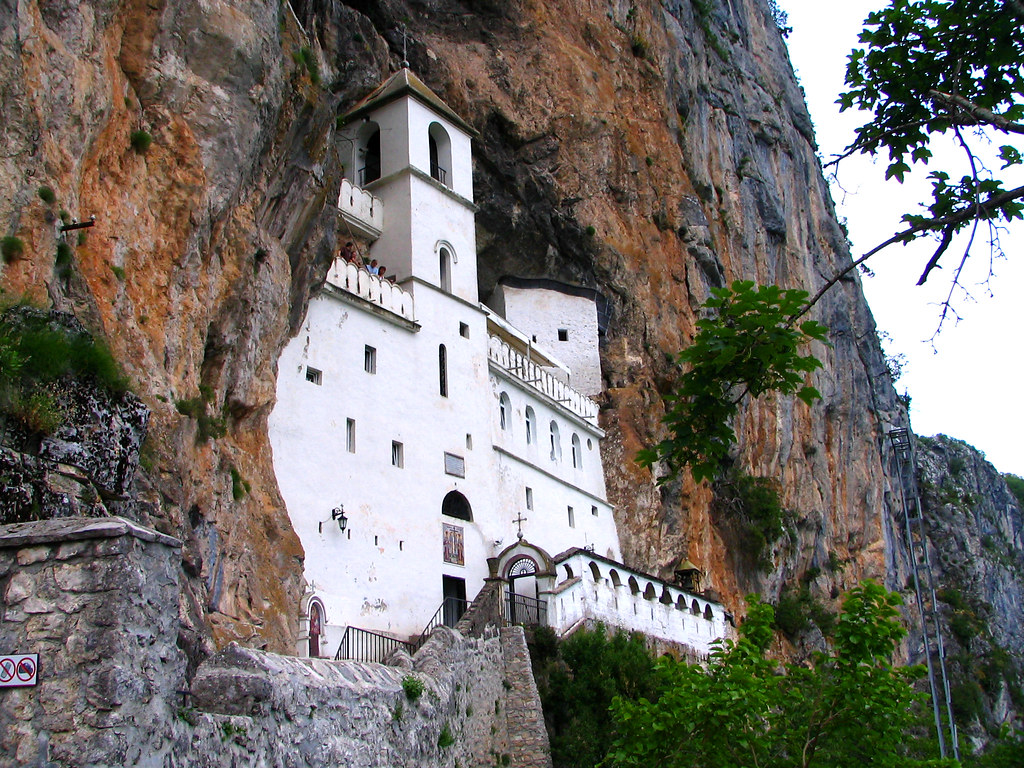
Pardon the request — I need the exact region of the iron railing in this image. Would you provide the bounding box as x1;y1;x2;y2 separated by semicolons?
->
504;592;547;627
334;625;410;663
430;163;448;186
411;596;468;652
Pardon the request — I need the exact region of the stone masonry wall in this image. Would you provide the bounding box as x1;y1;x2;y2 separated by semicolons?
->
0;517;184;767
0;517;551;767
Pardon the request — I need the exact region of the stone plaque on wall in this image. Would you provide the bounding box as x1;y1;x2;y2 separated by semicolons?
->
443;523;464;566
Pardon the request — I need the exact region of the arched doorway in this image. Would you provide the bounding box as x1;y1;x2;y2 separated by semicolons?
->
308;600;324;658
507;555;540;625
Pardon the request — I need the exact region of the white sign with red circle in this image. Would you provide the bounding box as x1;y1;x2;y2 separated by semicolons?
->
0;654;38;687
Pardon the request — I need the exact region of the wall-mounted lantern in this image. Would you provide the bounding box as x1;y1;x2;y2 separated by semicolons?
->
319;505;348;534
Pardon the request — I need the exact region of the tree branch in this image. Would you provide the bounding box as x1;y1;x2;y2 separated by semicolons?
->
789;183;1024;324
916;227;953;285
928;90;1024;135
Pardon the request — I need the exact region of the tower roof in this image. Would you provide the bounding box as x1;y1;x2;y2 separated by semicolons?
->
341;67;478;137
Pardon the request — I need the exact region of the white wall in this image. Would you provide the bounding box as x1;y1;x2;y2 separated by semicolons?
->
547;552;729;656
492;284;603;396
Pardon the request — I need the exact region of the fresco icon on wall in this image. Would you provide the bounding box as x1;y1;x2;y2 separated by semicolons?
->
443;523;464;565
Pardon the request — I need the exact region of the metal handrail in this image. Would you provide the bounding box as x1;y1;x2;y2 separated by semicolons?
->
430;163;448;186
334;625;410;663
504;591;548;627
410;596;468;652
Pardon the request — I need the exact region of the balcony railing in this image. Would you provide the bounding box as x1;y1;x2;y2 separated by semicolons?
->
487;336;599;423
430;163;448;187
334;625;410;663
337;179;383;240
326;260;415;322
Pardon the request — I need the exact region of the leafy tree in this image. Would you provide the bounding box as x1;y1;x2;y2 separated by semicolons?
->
605;583;954;768
532;625;660;768
831;0;1024;331
637;280;828;482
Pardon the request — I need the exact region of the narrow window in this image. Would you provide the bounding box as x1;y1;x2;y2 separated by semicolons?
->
567;506;575;528
571;434;582;469
459;322;470;338
439;247;452;292
466;433;473;450
439;344;448;397
525;407;536;445
499;392;510;431
525;487;534;510
591;505;598;517
549;421;561;462
391;441;404;468
305;366;322;385
346;419;356;453
557;328;569;342
364;345;376;374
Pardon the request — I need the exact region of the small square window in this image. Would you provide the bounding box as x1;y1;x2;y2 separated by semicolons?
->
567;506;575;528
525;487;534;511
459;322;470;338
346;419;356;453
364;345;377;374
591;505;599;517
305;366;322;385
391;441;404;468
557;328;569;341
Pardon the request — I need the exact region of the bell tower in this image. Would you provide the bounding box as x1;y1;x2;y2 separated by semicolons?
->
339;68;479;303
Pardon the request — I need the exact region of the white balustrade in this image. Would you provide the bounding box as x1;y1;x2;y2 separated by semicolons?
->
488;336;599;423
326;259;415;322
337;179;384;239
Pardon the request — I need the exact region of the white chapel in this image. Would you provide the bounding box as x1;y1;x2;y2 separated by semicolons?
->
268;67;727;661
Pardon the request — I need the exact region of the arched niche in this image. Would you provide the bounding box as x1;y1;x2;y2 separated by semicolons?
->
588;561;601;582
356;121;381;185
442;490;472;521
428;122;453;187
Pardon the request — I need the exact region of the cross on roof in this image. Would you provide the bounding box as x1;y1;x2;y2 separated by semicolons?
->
400;24;409;69
513;511;527;540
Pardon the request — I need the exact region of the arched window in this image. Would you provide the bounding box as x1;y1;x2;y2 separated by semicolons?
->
589;562;601;582
628;576;640;595
308;600;324;658
439;246;453;292
525;407;536;445
499;392;511;431
357;123;381;185
660;587;673;605
610;570;622;589
549;421;561;462
428;122;452;187
442;490;472;521
439;345;448;397
643;583;657;601
704;604;714;621
571;434;582;469
691;599;701;616
676;594;687;611
563;564;574;580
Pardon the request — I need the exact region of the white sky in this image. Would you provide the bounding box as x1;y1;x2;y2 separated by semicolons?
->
779;0;1024;476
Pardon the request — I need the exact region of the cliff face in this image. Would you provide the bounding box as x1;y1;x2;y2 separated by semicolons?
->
0;0;954;657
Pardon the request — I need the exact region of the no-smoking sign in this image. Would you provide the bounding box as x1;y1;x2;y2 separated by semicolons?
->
0;654;38;688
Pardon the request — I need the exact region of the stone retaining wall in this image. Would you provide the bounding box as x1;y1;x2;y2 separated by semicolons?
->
0;518;551;767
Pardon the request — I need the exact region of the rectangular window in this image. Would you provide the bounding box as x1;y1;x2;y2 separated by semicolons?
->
444;452;466;478
525;487;534;511
591;505;599;517
305;366;322;385
364;345;376;374
391;441;404;468
567;506;575;528
459;322;470;338
346;419;356;453
557;328;569;341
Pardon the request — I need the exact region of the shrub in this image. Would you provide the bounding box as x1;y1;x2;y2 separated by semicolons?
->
230;466;251;500
713;472;790;568
401;675;424;701
296;46;320;85
437;723;454;749
55;242;72;274
130;130;153;153
37;186;56;205
1;236;25;263
585;225;596;237
630;34;648;58
1004;474;1024;508
110;264;125;281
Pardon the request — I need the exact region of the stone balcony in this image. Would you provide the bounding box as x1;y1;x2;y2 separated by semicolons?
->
487;335;599;424
326;260;415;322
337;179;383;241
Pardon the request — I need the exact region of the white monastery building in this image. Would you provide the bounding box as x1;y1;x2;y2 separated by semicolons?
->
268;68;728;661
